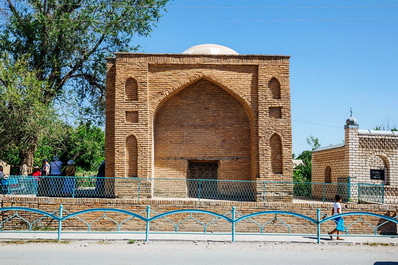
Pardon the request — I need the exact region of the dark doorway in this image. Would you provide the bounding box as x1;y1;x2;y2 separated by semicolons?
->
188;161;218;199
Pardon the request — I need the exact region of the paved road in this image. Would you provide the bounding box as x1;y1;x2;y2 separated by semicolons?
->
1;240;397;265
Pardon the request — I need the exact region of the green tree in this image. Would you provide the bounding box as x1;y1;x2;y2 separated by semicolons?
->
374;118;397;131
293;136;321;183
63;122;105;172
35;121;105;173
0;54;54;170
0;0;170;166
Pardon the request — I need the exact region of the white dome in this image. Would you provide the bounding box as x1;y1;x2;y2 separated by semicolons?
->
346;116;358;125
182;44;239;55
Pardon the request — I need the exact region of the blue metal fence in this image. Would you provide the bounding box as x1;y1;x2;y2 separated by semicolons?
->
0;176;387;204
0;206;397;243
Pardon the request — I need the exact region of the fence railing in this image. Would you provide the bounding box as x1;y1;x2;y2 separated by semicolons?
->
0;206;397;243
0;176;389;204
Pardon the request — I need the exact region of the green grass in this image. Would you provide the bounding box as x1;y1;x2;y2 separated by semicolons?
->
127;239;136;244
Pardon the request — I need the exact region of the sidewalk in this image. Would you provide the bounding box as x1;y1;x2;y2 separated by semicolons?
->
1;232;397;245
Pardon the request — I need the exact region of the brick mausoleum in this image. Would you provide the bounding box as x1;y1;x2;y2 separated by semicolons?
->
312;114;398;203
105;44;292;200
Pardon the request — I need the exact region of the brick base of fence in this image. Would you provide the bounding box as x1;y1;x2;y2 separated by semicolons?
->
1;195;397;235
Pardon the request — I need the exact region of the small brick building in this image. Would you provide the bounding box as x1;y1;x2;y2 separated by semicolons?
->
312;115;398;203
105;44;292;200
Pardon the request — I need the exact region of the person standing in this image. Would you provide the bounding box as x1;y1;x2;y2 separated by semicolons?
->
31;166;41;194
328;194;345;240
49;155;63;196
32;166;42;179
0;165;9;194
49;155;63;176
62;160;76;197
38;159;50;196
41;159;50;176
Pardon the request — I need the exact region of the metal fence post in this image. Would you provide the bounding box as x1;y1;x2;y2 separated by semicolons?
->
145;205;151;242
72;177;76;198
263;181;266;201
58;205;63;241
316;208;320;244
198;180;202;201
138;178;141;199
231;206;236;243
381;183;385;204
347;177;351;202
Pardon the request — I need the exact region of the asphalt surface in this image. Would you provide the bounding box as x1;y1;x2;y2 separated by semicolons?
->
0;238;397;265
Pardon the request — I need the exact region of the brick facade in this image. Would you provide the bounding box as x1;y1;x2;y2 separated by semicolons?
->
312;116;398;203
105;47;292;200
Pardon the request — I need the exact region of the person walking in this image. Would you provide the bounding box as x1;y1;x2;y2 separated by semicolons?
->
328;194;345;240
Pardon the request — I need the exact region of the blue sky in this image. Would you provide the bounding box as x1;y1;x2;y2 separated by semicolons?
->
135;0;398;155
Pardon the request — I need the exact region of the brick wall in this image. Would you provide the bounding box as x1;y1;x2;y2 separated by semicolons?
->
106;53;292;200
312;123;398;203
1;197;396;235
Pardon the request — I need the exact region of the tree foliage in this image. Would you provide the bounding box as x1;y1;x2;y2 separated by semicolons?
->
35;121;105;172
1;120;105;173
0;54;54;168
293;136;321;183
0;0;170;169
1;0;170;121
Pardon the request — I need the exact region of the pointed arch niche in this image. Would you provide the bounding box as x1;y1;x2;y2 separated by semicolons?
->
126;135;138;177
368;154;389;184
270;133;283;174
125;77;138;100
325;166;332;183
154;78;252;182
268;77;281;99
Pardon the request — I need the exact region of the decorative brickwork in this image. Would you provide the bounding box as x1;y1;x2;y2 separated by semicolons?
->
312;117;398;203
269;107;282;119
125;77;138;100
105;48;293;200
270;133;283;174
268;77;281;99
125;111;138;123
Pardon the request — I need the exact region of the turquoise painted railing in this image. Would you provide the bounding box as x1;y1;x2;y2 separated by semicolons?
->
0;206;397;243
1;176;387;204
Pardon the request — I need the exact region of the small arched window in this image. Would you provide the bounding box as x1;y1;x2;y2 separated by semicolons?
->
268;77;281;99
125;78;138;100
